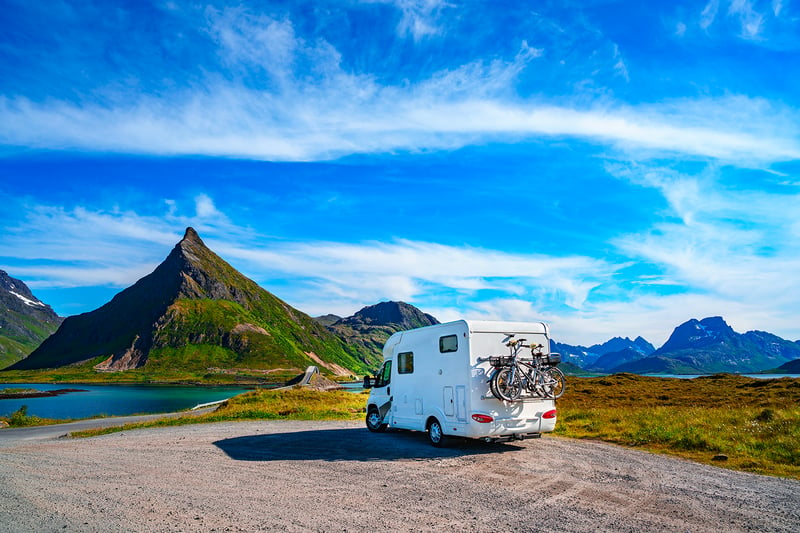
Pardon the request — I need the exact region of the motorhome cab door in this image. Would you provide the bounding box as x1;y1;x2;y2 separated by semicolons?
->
371;360;392;422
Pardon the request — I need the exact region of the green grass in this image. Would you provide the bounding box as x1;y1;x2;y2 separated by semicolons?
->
553;373;800;479
69;388;367;438
1;405;64;427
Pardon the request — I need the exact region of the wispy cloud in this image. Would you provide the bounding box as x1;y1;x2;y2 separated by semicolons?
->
696;0;798;43
1;90;796;165
5;187;800;345
0;195;243;287
0;196;620;340
1;6;796;164
610;163;800;339
369;0;452;40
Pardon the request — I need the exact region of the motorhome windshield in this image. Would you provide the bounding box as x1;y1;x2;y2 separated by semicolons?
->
374;360;392;387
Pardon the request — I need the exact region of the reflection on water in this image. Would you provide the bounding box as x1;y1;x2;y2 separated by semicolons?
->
0;383;252;419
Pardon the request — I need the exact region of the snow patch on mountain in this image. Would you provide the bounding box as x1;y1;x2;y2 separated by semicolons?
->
10;290;45;308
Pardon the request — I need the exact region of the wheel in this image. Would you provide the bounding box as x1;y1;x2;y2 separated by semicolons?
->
366;406;386;432
540;367;566;399
488;368;502;399
427;418;447;448
494;367;522;401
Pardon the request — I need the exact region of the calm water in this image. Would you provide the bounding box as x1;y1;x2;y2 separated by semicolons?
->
0;383;252;420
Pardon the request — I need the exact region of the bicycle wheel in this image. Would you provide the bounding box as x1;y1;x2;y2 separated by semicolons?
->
488;368;502;400
540;367;566;399
494;367;523;401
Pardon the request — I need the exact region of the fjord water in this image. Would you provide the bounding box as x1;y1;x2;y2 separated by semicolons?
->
0;383;251;420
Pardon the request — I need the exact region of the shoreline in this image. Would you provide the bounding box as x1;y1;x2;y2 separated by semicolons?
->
0;388;87;400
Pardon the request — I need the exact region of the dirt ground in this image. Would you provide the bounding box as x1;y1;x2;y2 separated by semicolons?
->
1;419;798;532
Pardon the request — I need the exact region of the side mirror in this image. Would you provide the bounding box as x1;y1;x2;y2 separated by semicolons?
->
363;376;373;389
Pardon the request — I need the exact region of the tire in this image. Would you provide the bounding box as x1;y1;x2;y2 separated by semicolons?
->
427;418;447;448
541;367;566;399
488;368;502;400
494;367;523;401
366;406;387;433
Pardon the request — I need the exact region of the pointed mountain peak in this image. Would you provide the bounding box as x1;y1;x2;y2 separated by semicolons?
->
698;316;734;334
656;316;736;354
181;226;203;245
175;227;207;259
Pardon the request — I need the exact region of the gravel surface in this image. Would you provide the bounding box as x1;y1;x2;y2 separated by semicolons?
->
1;419;798;532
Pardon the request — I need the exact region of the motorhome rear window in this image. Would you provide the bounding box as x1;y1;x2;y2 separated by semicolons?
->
439;334;458;353
398;352;414;374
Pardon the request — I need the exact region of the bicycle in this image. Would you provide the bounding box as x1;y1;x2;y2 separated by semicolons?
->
486;339;565;401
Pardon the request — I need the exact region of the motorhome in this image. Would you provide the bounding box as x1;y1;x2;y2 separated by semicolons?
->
363;320;560;446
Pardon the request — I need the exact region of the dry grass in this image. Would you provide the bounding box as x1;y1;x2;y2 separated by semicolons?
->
554;373;800;479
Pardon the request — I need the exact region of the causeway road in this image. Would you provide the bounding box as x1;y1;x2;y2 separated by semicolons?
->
1;419;798;532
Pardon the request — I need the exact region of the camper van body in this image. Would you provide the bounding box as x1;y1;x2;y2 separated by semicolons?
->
365;320;558;445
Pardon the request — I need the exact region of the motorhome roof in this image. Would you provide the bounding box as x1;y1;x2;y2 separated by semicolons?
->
462;319;549;335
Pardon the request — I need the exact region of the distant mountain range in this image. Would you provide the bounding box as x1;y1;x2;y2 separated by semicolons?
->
0;270;62;369
552;336;656;372
3;229;800;377
554;316;800;374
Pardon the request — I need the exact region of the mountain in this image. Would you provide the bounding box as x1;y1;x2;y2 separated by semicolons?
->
552;336;655;370
771;359;800;374
322;301;439;368
590;347;651;373
8;228;367;376
0;271;63;369
314;314;341;327
612;316;800;374
590;336;655;357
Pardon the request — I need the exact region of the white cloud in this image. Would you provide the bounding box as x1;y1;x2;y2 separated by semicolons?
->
216;238;613;311
728;0;764;39
1;90;796;166
1;6;796;166
701;0;720;29
609;163;800;342
375;0;452;40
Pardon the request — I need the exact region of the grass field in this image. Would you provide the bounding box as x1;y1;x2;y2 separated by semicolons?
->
66;388;367;438
554;373;800;479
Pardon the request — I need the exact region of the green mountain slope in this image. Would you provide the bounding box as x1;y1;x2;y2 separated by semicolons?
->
8;228;367;376
323;301;439;369
0;271;62;369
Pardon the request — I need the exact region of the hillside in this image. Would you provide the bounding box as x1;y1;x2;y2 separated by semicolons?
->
770;358;800;374
8;228;367;377
322;301;439;368
0;271;62;369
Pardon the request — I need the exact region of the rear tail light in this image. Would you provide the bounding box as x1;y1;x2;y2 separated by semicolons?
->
543;409;557;419
471;414;494;423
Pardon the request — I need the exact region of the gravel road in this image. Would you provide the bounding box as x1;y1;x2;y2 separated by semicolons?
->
1;419;798;532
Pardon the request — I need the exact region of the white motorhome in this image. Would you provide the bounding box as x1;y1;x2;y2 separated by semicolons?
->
364;320;559;446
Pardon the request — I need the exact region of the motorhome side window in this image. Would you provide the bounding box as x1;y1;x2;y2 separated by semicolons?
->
375;360;392;387
398;352;414;374
439;334;458;353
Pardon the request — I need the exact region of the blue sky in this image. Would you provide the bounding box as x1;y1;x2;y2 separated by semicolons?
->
1;0;799;346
